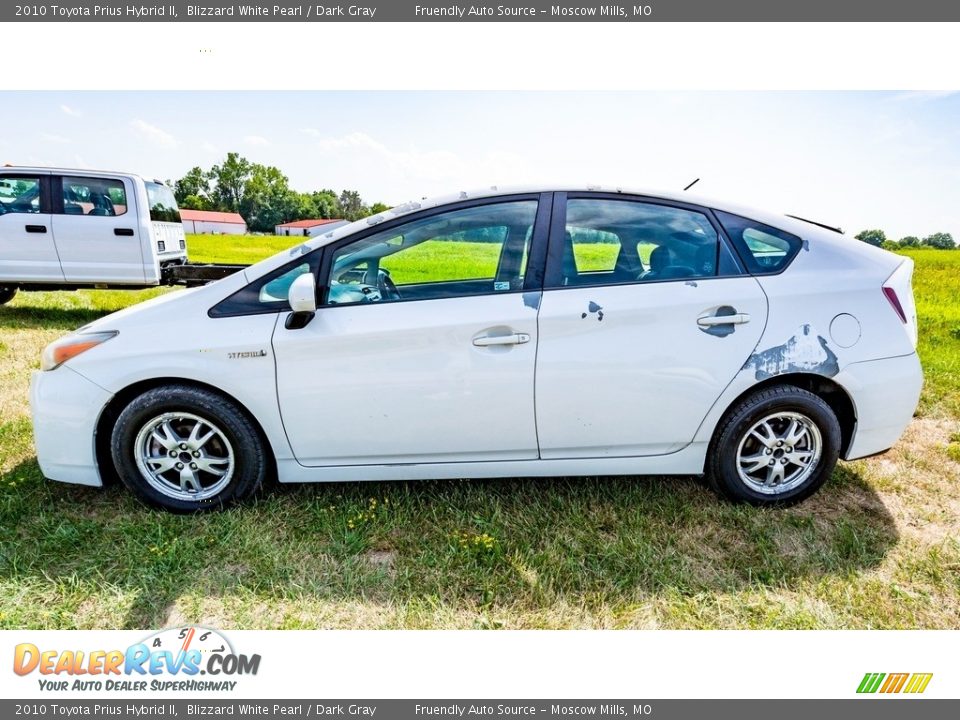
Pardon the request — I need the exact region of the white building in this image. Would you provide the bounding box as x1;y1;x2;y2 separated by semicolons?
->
275;218;348;237
180;209;248;235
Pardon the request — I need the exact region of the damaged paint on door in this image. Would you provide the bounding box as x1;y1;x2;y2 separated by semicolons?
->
744;324;840;380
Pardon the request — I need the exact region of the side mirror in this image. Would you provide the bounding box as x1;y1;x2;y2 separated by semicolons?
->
285;272;317;329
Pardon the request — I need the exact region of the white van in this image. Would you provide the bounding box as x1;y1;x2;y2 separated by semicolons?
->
0;166;234;305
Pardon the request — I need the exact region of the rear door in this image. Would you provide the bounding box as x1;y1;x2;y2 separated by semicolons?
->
534;193;768;458
0;171;62;283
51;174;147;284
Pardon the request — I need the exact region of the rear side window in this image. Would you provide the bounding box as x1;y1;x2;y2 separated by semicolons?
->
715;211;802;274
61;176;127;216
548;198;730;289
146;182;181;223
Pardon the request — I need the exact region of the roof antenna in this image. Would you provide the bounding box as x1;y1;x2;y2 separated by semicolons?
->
683;178;700;191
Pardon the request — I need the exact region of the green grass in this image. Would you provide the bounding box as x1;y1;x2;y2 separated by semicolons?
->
0;235;958;629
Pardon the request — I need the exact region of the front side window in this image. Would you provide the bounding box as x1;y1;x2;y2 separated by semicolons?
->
714;211;802;274
325;200;538;306
61;176;127;216
552;199;723;288
0;176;42;215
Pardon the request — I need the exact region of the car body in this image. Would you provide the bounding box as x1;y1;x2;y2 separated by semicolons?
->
0;166;187;304
29;186;923;511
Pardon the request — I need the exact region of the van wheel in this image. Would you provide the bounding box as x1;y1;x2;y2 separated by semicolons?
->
110;385;267;512
706;385;840;506
0;287;17;305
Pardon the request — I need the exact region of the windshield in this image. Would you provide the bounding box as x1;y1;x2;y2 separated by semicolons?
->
146;182;181;223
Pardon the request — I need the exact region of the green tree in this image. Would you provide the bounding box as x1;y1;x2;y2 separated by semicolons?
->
855;229;886;248
369;202;391;215
922;232;956;249
240;164;296;233
209;152;252;212
178;194;213;211
310;189;341;219
338;189;367;221
174;166;211;206
899;235;921;247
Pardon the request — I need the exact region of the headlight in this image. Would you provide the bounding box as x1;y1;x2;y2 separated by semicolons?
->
41;331;118;371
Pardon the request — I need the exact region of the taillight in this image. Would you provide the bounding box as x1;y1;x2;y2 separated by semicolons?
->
882;286;907;324
157;240;166;252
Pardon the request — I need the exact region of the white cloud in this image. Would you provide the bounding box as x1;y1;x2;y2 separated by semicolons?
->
244;135;270;146
201;141;218;153
41;133;71;144
130;119;178;148
300;128;322;138
311;131;533;190
60;104;82;117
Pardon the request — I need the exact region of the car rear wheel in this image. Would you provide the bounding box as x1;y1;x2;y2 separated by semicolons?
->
0;286;17;305
706;385;840;506
110;385;267;512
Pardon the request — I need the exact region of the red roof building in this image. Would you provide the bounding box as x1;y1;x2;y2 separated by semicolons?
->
275;218;349;237
180;209;247;235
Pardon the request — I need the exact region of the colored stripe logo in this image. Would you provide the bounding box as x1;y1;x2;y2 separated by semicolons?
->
857;672;933;694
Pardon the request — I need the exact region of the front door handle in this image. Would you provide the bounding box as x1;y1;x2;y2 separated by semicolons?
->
114;228;135;236
25;224;47;234
697;312;751;327
472;332;531;347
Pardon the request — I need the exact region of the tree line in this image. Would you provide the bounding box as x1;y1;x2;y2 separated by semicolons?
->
855;229;956;250
170;152;389;233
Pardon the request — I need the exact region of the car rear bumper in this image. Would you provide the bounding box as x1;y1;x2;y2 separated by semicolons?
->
30;367;112;487
838;352;923;461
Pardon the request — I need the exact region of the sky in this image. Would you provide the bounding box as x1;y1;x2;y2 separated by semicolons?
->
1;91;958;241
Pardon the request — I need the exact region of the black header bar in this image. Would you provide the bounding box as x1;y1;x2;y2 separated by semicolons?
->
5;1;960;22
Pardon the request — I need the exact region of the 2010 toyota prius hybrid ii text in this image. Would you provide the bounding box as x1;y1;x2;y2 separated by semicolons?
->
30;187;923;512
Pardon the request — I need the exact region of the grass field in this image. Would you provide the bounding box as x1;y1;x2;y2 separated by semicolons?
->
0;238;957;630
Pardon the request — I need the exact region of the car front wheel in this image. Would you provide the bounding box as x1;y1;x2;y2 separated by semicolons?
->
110;385;267;512
0;286;17;305
706;385;841;506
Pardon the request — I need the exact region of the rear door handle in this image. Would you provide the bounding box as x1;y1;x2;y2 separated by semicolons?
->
25;224;47;234
472;332;531;347
697;313;751;327
114;228;135;236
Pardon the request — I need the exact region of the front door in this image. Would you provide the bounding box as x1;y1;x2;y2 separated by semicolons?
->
272;196;549;466
0;171;62;283
52;174;146;284
534;194;768;458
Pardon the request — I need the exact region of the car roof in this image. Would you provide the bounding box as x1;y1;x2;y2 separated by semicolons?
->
1;165;146;180
298;183;825;249
246;183;848;281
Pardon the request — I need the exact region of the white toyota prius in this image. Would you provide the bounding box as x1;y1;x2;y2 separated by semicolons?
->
30;186;923;512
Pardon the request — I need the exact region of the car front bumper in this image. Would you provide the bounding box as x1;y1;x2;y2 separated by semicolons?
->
838;352;923;461
30;367;113;487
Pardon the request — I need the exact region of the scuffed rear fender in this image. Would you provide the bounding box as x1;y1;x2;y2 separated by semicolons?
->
691;322;848;450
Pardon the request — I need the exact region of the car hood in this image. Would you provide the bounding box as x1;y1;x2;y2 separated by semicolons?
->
73;271;250;335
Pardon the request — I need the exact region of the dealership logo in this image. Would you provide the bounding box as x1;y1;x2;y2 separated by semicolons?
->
857;672;933;694
13;626;260;693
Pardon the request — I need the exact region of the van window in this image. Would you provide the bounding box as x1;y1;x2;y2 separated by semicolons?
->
0;176;42;214
61;176;127;216
146;182;181;223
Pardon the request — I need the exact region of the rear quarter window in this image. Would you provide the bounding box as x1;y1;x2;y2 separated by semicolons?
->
715;210;803;274
146;182;181;223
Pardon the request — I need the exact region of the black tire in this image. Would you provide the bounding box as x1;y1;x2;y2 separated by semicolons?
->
706;384;841;506
0;286;17;305
110;385;267;512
